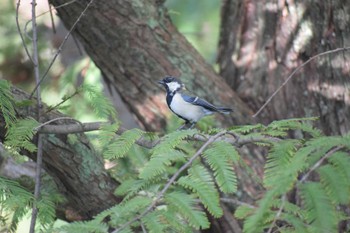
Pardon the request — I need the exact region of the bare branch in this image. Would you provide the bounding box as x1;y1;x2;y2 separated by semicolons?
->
299;145;343;183
253;46;350;117
266;194;286;233
220;197;256;209
16;0;33;63
29;0;95;98
29;0;43;231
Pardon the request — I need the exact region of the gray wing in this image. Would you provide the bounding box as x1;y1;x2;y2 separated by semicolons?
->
180;93;219;112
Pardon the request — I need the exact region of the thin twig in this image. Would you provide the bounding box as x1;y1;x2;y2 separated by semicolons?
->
29;0;95;98
16;0;33;63
253;46;350;117
266;195;286;233
112;131;227;233
45;88;80;113
29;0;43;231
299;146;343;183
34;116;78;132
220;197;256;209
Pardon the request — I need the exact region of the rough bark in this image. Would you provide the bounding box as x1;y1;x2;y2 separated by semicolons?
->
49;0;254;131
0;87;121;220
218;0;350;135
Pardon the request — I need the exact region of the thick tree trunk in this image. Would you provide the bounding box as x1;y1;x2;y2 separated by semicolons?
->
49;0;253;131
0;87;121;220
218;0;350;135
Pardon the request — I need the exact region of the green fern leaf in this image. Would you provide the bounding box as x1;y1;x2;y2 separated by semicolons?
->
234;205;255;219
142;210;166;233
317;164;350;204
328;151;350;180
300;182;337;233
59;221;108;233
0;80;16;127
264;140;299;189
279;213;308;233
152;129;197;154
230;124;265;134
82;84;117;120
178;165;222;217
5;118;39;152
103;128;144;159
203;141;237;193
140;150;186;180
165;191;210;229
161;209;193;233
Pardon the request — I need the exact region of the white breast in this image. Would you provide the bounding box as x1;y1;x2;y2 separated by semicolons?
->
169;93;210;122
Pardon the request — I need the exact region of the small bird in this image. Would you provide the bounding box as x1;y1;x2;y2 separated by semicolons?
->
158;76;233;129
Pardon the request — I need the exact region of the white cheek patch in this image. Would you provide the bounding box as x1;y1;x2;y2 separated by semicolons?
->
167;82;181;92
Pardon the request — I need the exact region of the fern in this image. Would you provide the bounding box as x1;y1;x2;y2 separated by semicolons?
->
299;182;338;233
59;221;108;233
317;164;350;204
139;150;186;180
5;118;39;152
264;139;300;188
0;80;16;127
178;164;222;217
141;210;166;233
203;141;238;193
81;84;117;120
165;191;210;229
103;128;144;159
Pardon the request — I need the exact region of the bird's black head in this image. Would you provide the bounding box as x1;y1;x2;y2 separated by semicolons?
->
158;76;184;93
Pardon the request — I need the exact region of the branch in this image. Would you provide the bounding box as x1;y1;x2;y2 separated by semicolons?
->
253;46;350;117
112;131;227;233
37;121;280;149
299;145;343;183
29;0;43;231
29;0;95;98
15;0;33;63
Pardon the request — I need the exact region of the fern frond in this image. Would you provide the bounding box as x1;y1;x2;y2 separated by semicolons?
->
139;150;186;180
264;140;299;189
230;124;265;134
267;117;321;138
300;182;337;233
279;213;308;233
142;210;166;233
98;122;120;147
234;205;255;219
203;141;237;193
317;164;350;204
178;165;222;217
161;209;193;233
103;128;144;159
59;221;108;233
81;84;117;120
165;191;210;229
328;151;350;180
242;190;275;233
0;80;16;127
152;129;197;154
5;118;38;152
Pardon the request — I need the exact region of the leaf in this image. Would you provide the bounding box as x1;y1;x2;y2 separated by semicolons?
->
203;141;237;193
165;191;210;229
0;80;16;127
103;128;144;159
300;182;337;233
178;165;222;217
152;129;197;154
5;118;39;152
139;150;186;180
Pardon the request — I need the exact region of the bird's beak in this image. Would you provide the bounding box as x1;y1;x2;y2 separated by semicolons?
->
157;80;165;85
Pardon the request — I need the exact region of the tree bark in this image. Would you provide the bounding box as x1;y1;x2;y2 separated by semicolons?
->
0;87;121;220
49;0;253;131
218;0;350;135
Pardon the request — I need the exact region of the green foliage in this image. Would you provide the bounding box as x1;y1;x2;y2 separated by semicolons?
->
81;84;117;120
0;80;16;127
5;118;39;152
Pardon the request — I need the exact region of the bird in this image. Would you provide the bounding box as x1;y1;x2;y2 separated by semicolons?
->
158;76;233;129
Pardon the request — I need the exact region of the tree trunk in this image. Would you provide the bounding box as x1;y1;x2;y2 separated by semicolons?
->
0;87;121;221
49;0;253;131
218;0;350;135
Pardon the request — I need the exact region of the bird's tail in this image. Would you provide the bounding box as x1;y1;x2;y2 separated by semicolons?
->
216;107;233;114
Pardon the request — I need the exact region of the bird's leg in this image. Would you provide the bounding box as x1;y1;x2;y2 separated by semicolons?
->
177;124;187;130
188;122;196;129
